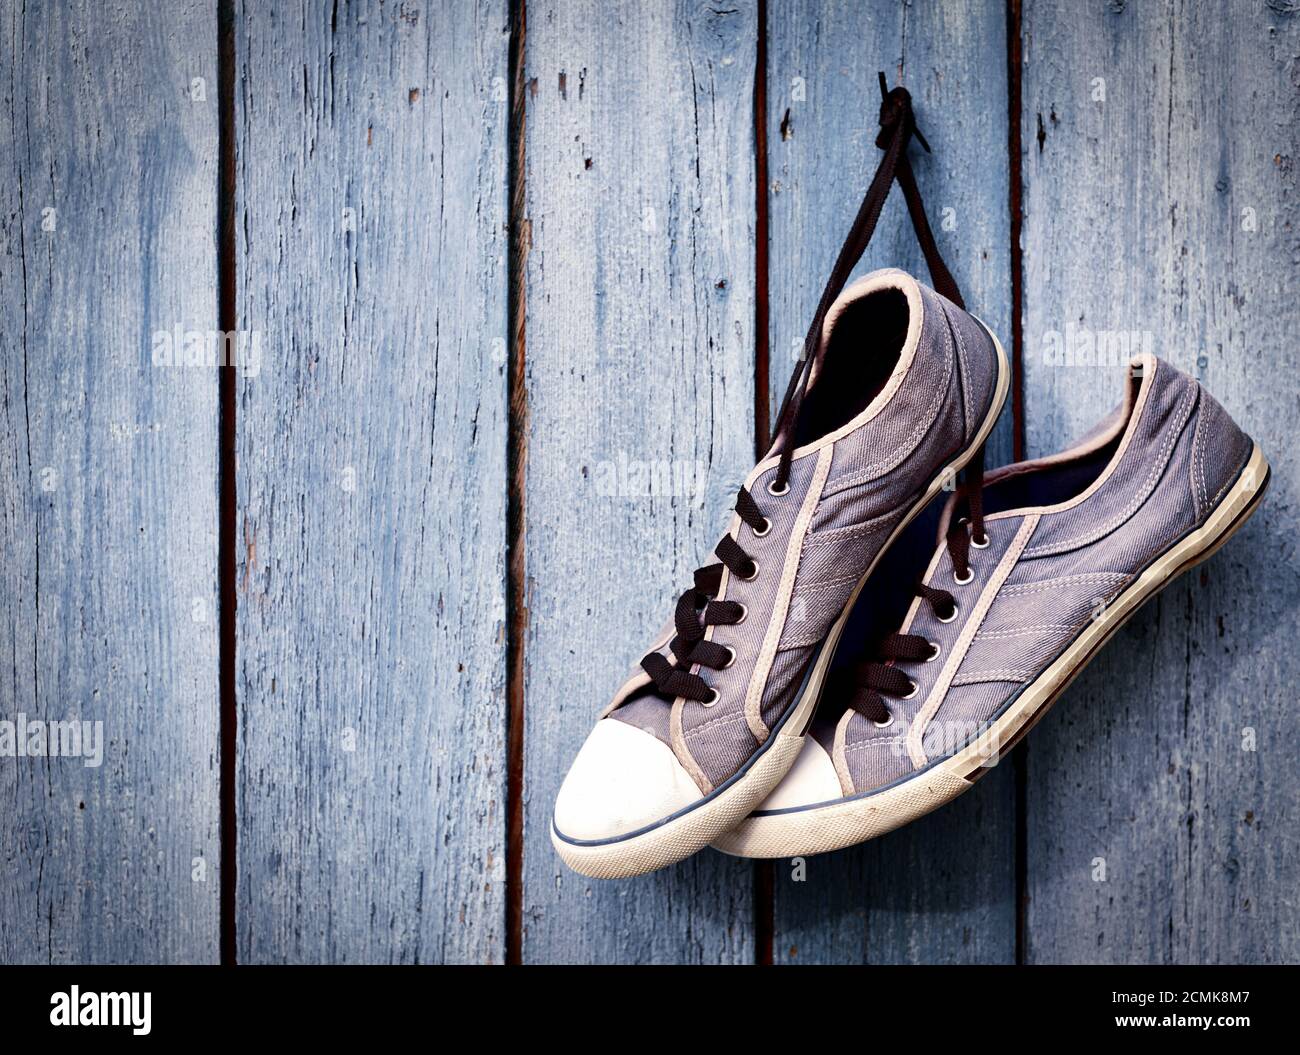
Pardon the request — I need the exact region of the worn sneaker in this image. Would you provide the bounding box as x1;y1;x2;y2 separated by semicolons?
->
714;354;1268;859
552;75;1012;880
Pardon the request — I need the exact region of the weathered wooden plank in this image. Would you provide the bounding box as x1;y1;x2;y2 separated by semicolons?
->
520;0;759;963
1021;0;1300;963
0;0;220;963
234;0;509;963
766;0;1017;964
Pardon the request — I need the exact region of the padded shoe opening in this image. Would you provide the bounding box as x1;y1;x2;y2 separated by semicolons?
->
792;287;909;448
983;425;1125;516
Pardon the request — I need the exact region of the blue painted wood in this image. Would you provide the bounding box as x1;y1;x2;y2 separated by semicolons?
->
1020;0;1300;963
765;0;1017;964
233;0;510;963
0;0;220;962
519;0;760;963
4;0;1293;968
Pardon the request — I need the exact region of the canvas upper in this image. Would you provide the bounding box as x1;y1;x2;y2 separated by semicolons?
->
553;268;1006;842
755;353;1257;807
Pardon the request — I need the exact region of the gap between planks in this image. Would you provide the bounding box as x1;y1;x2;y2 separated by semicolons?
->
217;0;239;969
505;0;529;968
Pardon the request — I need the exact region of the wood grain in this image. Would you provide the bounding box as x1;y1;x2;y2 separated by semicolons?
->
518;0;760;963
0;0;220;963
232;0;510;963
2;0;1295;967
1020;0;1300;963
765;0;1017;964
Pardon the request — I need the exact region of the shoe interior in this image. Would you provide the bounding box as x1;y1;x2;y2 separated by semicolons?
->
981;365;1144;515
807;497;945;745
792;287;909;448
982;410;1131;516
983;440;1115;514
834;494;944;661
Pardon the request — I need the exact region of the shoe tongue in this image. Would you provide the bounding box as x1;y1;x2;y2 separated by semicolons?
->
808;714;841;757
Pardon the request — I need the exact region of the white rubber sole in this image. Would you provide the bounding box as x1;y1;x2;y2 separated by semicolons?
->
712;441;1270;859
552;328;1011;879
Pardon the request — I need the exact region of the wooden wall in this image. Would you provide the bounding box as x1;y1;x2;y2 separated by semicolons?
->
1;0;221;964
1;0;1294;964
1019;0;1300;964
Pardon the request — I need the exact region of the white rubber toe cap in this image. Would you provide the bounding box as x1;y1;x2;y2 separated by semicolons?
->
553;719;703;842
755;737;842;812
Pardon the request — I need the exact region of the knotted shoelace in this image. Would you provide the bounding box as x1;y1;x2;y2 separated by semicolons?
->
640;74;973;707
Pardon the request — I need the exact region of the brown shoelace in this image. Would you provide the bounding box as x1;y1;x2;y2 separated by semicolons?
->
839;447;988;726
640;75;971;707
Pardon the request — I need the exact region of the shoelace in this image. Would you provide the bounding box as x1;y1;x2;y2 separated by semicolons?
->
770;72;966;494
640;74;967;707
838;447;988;727
640;487;768;704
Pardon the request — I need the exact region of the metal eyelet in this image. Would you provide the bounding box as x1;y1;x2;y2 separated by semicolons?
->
734;603;748;624
873;712;895;729
752;517;772;538
953;568;974;585
720;645;737;669
937;603;959;624
901;679;919;700
767;479;790;497
926;641;941;662
701;688;720;708
739;560;759;581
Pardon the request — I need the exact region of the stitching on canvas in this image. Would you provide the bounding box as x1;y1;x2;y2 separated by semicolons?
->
1191;389;1210;518
944;300;975;435
791;571;864;595
951;669;1034;685
683;709;751;739
1209;466;1239;508
1209;479;1233;508
822;377;946;491
802;517;893;546
975;624;1083;640
844;736;909;752
744;445;834;742
832;709;856;794
999;572;1129;597
670;699;713;794
908;514;1040;766
779;630;830;650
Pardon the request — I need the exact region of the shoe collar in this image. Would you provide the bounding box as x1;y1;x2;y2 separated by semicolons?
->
754;268;931;492
935;352;1159;540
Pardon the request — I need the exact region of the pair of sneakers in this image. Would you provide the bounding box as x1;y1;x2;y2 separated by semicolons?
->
551;81;1269;879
